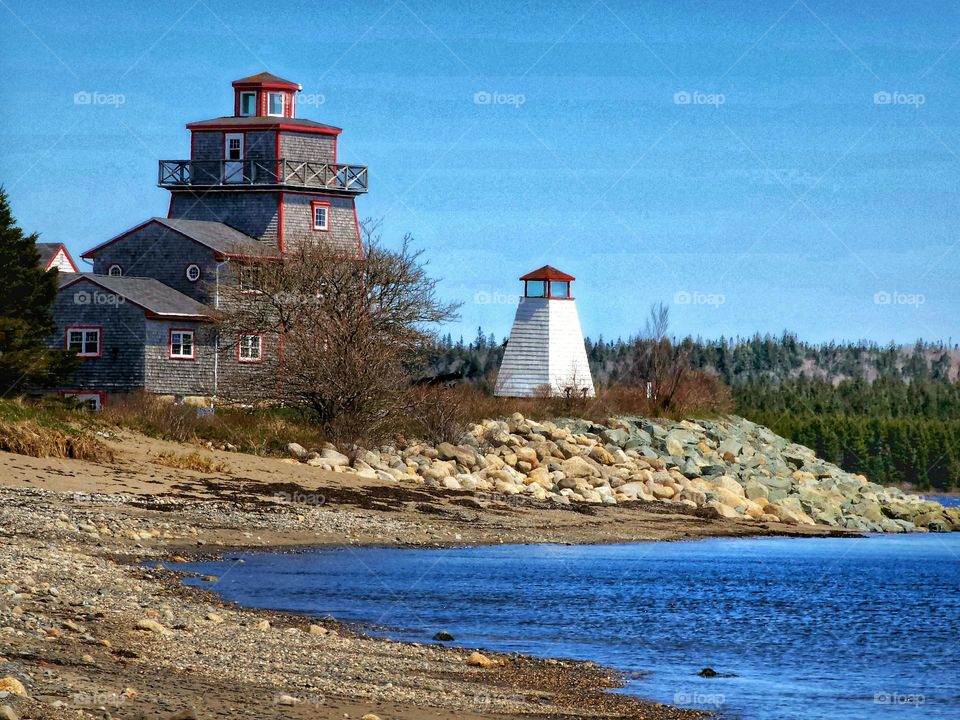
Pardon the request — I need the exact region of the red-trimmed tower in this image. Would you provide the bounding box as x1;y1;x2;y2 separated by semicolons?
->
160;72;366;255
495;265;595;397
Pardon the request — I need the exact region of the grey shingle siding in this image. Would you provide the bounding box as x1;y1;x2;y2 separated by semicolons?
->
281;193;358;253
144;320;215;395
279;131;335;164
90;227;221;303
50;279;147;392
169;192;279;246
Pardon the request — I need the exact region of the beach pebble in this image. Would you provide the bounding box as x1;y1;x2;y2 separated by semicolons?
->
135;619;170;635
466;651;497;668
0;678;26;697
0;705;19;720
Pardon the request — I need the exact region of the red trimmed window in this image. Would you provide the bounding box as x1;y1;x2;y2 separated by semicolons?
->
239;91;256;117
267;92;284;117
169;330;195;360
238;333;263;363
66;327;101;357
311;201;330;231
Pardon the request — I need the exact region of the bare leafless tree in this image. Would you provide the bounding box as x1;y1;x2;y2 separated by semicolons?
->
216;225;459;443
627;302;691;411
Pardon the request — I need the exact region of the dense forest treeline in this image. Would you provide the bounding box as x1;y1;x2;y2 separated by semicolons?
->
429;331;960;490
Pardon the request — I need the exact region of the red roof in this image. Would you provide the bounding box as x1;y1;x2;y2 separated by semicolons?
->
231;72;301;90
519;265;575;282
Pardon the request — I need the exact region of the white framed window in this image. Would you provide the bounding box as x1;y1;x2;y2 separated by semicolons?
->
185;263;201;282
108;264;123;277
239;91;256;116
267;92;284;116
66;328;101;357
311;202;329;231
238;333;263;363
169;330;195;359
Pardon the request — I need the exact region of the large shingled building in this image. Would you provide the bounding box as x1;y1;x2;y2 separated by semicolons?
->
48;72;368;409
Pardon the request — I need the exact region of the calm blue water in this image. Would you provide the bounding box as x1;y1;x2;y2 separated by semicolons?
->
180;535;960;720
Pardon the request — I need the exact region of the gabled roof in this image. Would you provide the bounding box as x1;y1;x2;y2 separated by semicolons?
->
186;116;341;134
232;72;301;89
520;265;575;282
36;243;79;272
59;273;213;320
81;218;276;261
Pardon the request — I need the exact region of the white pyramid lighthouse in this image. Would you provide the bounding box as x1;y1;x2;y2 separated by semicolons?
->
495;265;595;398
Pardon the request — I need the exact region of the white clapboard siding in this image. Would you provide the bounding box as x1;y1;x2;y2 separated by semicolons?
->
49;248;76;272
495;297;595;397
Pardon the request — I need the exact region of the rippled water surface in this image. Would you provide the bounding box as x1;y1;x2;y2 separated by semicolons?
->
181;535;960;720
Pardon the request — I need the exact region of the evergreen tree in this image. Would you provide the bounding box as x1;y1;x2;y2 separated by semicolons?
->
0;187;76;394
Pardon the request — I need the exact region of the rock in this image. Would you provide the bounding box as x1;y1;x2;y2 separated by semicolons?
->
466;651;497;668
320;448;350;467
308;624;328;636
600;428;630;447
0;705;18;720
744;480;769;500
277;694;300;706
361;715;383;720
433;631;455;641
286;442;308;459
588;445;616;465
703;501;739;520
437;442;476;467
205;612;224;623
698;667;718;677
560;456;600;479
664;434;686;457
0;678;26;697
135;619;170;635
254;619;271;630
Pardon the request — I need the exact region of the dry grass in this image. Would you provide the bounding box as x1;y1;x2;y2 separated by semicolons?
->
101;392;326;456
150;450;231;474
0;420;114;462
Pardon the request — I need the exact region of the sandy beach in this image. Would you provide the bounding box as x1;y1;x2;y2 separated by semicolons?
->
0;429;856;720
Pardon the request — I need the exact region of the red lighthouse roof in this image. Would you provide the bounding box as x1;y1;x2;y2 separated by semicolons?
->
231;72;301;90
519;265;575;282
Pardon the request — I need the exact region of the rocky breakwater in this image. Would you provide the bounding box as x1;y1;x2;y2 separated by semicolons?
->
289;415;959;534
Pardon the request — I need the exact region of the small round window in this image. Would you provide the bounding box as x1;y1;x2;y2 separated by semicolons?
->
108;264;122;277
185;264;201;282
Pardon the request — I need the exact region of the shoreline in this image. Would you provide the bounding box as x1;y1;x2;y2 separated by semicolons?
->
0;429;908;720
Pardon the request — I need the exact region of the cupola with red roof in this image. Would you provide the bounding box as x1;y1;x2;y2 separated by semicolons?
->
232;72;302;118
519;265;575;300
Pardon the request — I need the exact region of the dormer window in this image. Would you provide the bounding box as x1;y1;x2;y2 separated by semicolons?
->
267;92;284;117
108;264;123;277
239;91;256;116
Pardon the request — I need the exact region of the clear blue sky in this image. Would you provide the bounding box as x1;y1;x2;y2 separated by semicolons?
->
2;0;957;345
